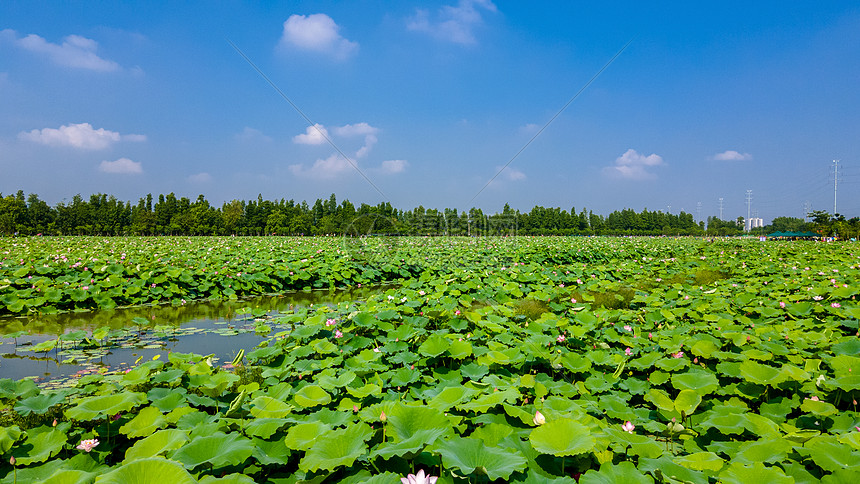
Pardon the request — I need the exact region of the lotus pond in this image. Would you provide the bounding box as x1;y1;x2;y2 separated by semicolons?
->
0;236;859;483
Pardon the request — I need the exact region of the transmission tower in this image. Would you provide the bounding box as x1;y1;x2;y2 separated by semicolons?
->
804;201;811;222
718;198;724;219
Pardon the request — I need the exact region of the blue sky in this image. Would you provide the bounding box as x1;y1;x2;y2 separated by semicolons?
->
1;1;858;222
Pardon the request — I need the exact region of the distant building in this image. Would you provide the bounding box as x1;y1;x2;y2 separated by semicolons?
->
745;217;764;231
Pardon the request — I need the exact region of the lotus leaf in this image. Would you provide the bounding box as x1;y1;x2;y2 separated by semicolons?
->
298;422;373;472
435;437;528;481
580;461;653;484
65;392;147;421
170;432;254;470
96;457;196;484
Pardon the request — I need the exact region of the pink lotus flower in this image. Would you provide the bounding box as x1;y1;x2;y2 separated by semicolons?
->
625;347;632;356
326;318;337;326
622;421;635;433
557;335;566;343
623;325;632;332
779;302;786;308
334;330;343;338
533;410;546;426
672;351;684;358
831;302;841;308
401;469;438;484
76;439;99;452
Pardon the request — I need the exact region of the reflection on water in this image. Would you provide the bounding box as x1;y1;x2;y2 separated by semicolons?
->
0;284;392;385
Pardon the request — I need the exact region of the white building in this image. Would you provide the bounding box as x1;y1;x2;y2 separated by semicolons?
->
745;217;764;232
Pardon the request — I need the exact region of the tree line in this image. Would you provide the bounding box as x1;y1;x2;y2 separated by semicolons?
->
0;190;849;237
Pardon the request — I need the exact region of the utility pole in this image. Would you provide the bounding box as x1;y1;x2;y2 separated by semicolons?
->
833;159;839;215
745;190;753;231
804;201;811;222
718;198;724;219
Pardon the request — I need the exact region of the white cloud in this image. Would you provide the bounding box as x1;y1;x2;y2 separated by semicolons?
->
289;153;354;179
335;123;379;158
235;127;272;143
711;150;752;161
279;14;358;59
18;123;146;150
407;0;497;44
1;29;120;71
380;159;408;174
99;157;142;174
292;124;330;145
188;172;212;183
603;149;665;180
505;167;526;181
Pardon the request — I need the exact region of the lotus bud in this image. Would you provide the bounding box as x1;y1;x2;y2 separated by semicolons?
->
533;411;546;426
9;456;14;465
380;411;387;422
52;419;57;427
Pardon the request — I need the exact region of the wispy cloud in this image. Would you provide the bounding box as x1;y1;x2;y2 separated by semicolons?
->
380;159;408;174
334;123;379;158
18;123;146;150
279;14;358;60
407;0;497;44
288;153;353;179
711;150;752;161
99;157;142;174
188;172;212;183
235;127;272;143
603;149;665;180
1;29;120;72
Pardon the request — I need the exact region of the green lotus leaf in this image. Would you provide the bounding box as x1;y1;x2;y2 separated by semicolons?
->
672;452;724;472
738;360;785;386
124;429;189;461
418;333;451;357
243;418;290;439
800;398;838;416
65;392;147;421
389;367;420;387
516;469;579;483
717;462;794;484
96;457;196;484
799;437;860;472
435;437;527;481
14;392;65;416
638;456;709;484
284;421;332;451
198;474;256;484
293;385;331;408
580;461;653;484
529;418;595;456
732;437;792;465
674;389;702;416
644;389;676;414
346;382;382;399
690;339;720;358
317;370;356;389
671;370;719;394
0;425;22;454
249;396;293;418
118;406;167;438
170;432;254;470
251;436;292;466
298;422;374;473
44;469;98;484
448;338;473;359
10;426;67;466
0;378;39;400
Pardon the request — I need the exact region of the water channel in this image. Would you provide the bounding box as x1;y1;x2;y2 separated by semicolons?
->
0;284;392;388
